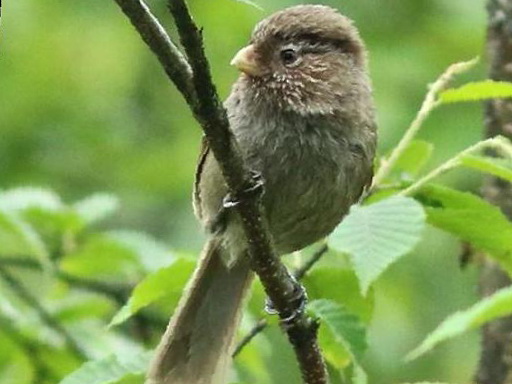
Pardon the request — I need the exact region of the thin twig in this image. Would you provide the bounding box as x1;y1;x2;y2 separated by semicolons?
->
294;244;329;281
233;244;330;357
371;58;479;189
0;265;87;359
164;1;328;381
399;135;511;196
232;318;268;357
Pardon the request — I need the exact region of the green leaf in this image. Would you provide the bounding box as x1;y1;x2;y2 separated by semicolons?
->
460;155;512;182
0;187;83;236
73;194;119;225
0;209;49;262
394;140;434;177
107;230;174;271
328;196;426;294
59;350;152;384
407;285;512;361
308;299;367;361
109;259;195;326
416;185;512;274
439;80;512;103
61;234;142;280
303;267;374;323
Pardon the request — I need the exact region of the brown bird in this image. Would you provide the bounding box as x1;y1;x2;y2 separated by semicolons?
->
147;5;377;384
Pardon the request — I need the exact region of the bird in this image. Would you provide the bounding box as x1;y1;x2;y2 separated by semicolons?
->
146;4;377;384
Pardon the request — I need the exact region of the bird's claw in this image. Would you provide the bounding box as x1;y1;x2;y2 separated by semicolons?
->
222;171;264;209
264;279;308;325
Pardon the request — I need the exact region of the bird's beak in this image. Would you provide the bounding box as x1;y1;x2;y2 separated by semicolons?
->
230;44;262;77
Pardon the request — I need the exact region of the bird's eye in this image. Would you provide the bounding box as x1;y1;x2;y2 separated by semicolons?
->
280;49;298;65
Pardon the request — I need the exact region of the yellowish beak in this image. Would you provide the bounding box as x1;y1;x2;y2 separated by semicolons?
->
230;45;262;76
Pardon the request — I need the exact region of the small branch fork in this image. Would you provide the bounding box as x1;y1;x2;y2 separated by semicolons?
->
233;245;329;357
112;0;329;382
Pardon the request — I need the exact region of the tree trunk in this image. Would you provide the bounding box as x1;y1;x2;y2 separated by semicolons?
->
476;1;512;383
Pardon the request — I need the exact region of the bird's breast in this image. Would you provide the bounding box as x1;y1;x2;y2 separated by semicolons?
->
234;113;368;254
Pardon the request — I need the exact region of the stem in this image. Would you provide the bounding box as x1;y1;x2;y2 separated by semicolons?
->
399;136;510;196
371;58;479;188
232;244;330;358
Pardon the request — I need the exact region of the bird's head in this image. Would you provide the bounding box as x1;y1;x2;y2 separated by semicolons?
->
231;5;370;115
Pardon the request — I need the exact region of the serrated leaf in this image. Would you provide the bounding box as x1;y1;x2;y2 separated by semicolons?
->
439;80;512;103
309;299;367;361
232;0;263;10
407;285;512;361
59;350;152;384
460;155;512;182
74;194;119;225
394;140;434;177
416;185;512;273
109;259;195;326
328;196;426;294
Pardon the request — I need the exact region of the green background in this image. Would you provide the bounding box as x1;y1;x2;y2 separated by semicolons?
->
0;0;489;383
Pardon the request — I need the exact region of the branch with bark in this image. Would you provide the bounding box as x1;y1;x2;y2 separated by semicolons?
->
111;0;329;382
476;1;512;383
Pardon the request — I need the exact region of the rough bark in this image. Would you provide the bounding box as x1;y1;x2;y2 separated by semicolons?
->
476;1;512;383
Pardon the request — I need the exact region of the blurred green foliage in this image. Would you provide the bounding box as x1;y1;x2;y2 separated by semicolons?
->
0;0;495;383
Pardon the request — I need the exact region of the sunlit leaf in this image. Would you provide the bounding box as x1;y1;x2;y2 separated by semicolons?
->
328;197;426;294
0;187;62;212
59;350;152;384
416;185;512;274
439;80;512;103
74;194;119;225
460;155;512;182
407;285;512;361
108;230;174;271
109;259;195;327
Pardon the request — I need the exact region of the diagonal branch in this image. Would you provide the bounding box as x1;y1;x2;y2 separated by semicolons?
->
167;1;328;382
111;0;329;382
232;244;330;357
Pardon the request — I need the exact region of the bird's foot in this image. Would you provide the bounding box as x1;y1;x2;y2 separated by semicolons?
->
265;277;308;325
222;171;264;208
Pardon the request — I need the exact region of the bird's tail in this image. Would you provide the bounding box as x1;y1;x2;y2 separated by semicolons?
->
146;239;253;384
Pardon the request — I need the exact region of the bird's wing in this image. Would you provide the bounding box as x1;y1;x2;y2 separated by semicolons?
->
193;135;210;221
